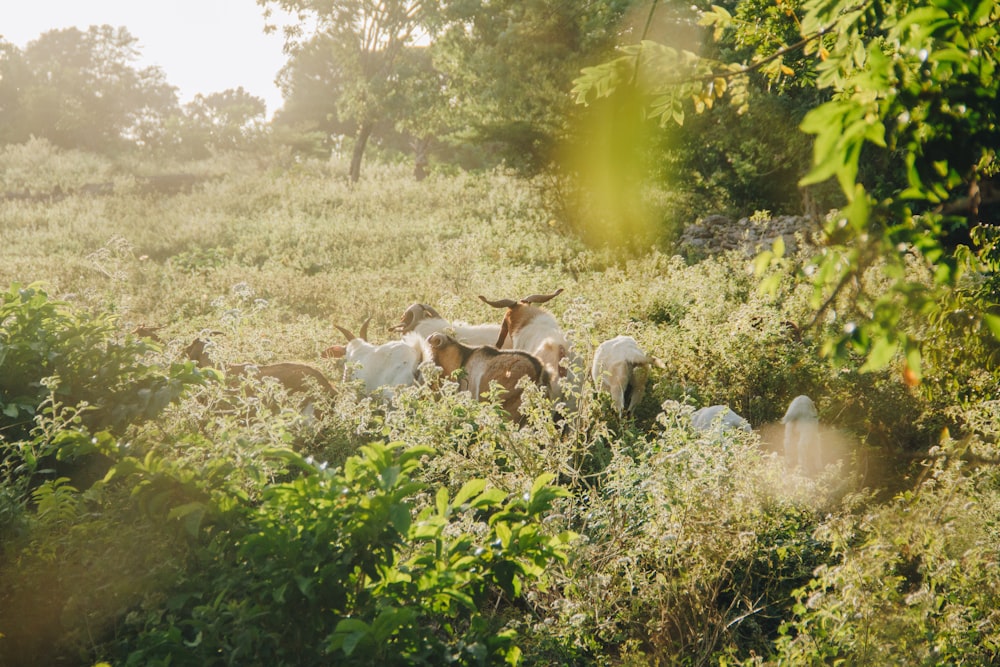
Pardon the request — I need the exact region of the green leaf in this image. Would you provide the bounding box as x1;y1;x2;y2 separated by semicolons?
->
772;235;785;259
453;478;487;507
860;336;899;372
436;486;450;517
472;488;508;509
983;313;1000;340
167;501;207;537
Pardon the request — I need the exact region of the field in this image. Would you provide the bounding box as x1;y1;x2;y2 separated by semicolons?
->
2;148;999;666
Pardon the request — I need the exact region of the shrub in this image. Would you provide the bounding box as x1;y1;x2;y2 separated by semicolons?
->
109;443;576;666
771;433;1000;665
0;282;210;491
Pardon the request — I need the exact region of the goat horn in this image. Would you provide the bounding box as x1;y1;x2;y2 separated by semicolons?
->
333;323;355;341
479;295;518;308
520;288;564;304
359;316;371;341
422;304;442;319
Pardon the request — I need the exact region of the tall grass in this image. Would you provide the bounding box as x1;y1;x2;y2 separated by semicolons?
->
2;144;999;665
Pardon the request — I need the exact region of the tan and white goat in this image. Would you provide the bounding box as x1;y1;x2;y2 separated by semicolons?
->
390;303;508;348
591;335;663;415
423;332;550;423
478;288;571;397
325;318;424;400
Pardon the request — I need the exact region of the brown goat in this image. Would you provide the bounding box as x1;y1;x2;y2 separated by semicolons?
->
425;332;549;423
479;288;564;350
184;338;336;397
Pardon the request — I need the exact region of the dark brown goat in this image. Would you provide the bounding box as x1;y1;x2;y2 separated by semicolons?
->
425;332;549;423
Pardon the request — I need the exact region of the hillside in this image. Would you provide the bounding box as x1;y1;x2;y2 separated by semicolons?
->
1;156;999;666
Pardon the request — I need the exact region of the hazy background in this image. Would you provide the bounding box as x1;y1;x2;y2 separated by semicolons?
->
0;0;287;115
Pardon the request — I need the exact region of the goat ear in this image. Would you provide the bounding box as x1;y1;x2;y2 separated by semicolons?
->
496;313;510;348
480;295;518;309
520;288;563;304
323;345;347;359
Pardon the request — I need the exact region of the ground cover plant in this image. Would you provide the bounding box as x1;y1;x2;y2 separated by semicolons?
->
2;144;1000;666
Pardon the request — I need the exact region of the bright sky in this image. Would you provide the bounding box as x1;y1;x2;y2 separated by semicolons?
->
0;1;290;118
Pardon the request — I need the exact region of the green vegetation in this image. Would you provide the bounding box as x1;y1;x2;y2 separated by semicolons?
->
2;0;999;663
1;148;999;664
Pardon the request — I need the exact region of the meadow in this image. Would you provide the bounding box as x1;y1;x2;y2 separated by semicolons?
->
1;145;999;665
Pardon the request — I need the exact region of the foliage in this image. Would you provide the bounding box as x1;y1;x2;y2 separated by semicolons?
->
435;0;631;174
0;283;210;493
0;283;208;439
771;435;1000;665
572;0;1000;385
111;443;574;666
259;0;440;181
1;160;998;666
0;136;118;194
172;87;269;158
0;26;179;153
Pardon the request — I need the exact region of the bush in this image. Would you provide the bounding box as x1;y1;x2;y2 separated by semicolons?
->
110;443;576;666
0;283;210;491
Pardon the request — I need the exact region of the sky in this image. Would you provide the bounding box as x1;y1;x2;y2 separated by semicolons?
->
0;1;290;117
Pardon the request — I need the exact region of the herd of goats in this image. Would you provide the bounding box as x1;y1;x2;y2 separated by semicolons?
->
158;288;822;473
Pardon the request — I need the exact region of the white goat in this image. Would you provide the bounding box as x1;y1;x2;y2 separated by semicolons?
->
591;335;663;415
423;332;549;424
325;318;424;400
479;288;570;397
390;302;508;348
782;395;821;471
690;405;752;434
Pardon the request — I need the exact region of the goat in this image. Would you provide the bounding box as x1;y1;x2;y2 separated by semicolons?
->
479;288;570;397
423;332;550;423
782;395;821;472
325;317;424;400
690;405;752;434
130;323;165;344
591;335;663;415
184;337;336;397
390;302;508;348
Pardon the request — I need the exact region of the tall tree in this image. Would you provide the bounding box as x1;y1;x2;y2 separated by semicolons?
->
14;26;178;153
259;0;438;181
0;40;33;145
434;0;631;173
180;87;268;157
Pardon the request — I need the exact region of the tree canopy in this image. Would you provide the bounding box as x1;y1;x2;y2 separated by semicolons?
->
573;0;1000;385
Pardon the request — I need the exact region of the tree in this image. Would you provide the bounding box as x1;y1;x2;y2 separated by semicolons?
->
179;87;268;157
12;26;178;153
259;0;439;182
434;0;631;173
573;0;1000;388
0;40;33;145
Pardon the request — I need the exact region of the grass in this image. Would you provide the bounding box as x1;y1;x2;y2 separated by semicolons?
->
2;146;999;666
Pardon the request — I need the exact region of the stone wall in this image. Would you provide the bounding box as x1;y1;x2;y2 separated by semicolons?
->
678;214;823;256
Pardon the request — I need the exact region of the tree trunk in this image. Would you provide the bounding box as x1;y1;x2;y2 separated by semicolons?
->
412;135;431;181
349;122;374;183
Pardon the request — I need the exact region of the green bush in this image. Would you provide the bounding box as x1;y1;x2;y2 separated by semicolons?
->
110;443;575;666
770;434;1000;665
0;283;211;491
